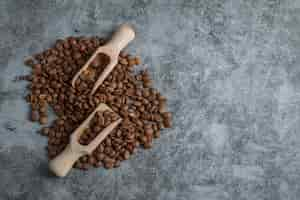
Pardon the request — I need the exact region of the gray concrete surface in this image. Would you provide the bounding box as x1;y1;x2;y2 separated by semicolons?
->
1;0;300;199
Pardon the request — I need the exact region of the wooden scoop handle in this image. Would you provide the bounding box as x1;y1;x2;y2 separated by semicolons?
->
49;103;122;177
49;144;84;177
105;24;135;55
71;24;135;90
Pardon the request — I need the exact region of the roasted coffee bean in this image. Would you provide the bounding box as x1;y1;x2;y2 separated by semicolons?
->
39;116;48;124
104;162;114;169
82;163;90;170
103;157;115;169
134;140;140;147
24;58;35;67
55;132;62;138
159;101;166;113
123;150;130;160
30;110;39;122
128;58;136;67
154;131;160;138
92;125;100;132
162;112;172;128
74;162;83;169
135;57;143;66
91;57;100;67
140;135;147;144
114;160;121;168
88;156;97;165
120;51;127;58
80;155;89;163
144;124;152;130
145;128;153;137
39;106;47;114
41;127;50;136
119;58;128;65
143;142;152;149
96;153;105;161
93;160;102;167
105;138;112;146
154;114;162;122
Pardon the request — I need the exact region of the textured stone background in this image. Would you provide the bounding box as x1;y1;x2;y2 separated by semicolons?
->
1;0;300;199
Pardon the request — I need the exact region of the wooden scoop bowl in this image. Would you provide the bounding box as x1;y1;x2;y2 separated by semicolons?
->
71;24;135;95
49;103;122;177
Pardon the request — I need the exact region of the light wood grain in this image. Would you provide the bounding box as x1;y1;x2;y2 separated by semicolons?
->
49;103;122;177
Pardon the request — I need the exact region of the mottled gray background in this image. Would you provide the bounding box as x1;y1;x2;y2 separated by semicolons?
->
0;0;300;199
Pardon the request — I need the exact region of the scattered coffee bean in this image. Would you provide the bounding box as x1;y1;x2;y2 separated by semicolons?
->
154;130;160;138
123;150;130;160
30;110;39;122
41;127;50;136
24;58;35;67
39;116;48;125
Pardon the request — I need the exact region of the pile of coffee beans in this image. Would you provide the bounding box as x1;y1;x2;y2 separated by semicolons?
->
23;35;172;170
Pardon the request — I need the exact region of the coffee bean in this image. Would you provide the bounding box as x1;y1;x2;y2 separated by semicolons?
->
159;101;166;113
144;124;152;130
104;162;114;169
72;52;81;60
119;58;128;65
142;89;150;98
24;58;35;67
120;51;127;58
105;138;112;146
145;128;153;137
123;150;130;160
82;163;90;170
134;141;140;147
154;114;162;122
103;157;115;169
96;153;105;161
140;135;147;144
55;132;62;138
114;160;121;168
93;161;102;167
54;139;61;145
128;58;136;67
93;125;101;133
74;161;82;169
154;131;160;138
134;57;141;65
162;112;172;128
143;142;152;149
80;155;88;162
41;127;50;136
31;110;39;122
88;156;97;165
39;106;47;114
91;56;100;67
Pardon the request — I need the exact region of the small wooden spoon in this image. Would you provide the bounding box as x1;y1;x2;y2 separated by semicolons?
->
49;103;122;177
71;24;135;95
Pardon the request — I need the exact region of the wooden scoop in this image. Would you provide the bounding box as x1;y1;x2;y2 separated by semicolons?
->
71;24;135;95
49;103;122;177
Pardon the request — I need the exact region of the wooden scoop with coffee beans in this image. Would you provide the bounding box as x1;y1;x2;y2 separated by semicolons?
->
71;24;135;95
49;103;122;177
50;24;134;177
